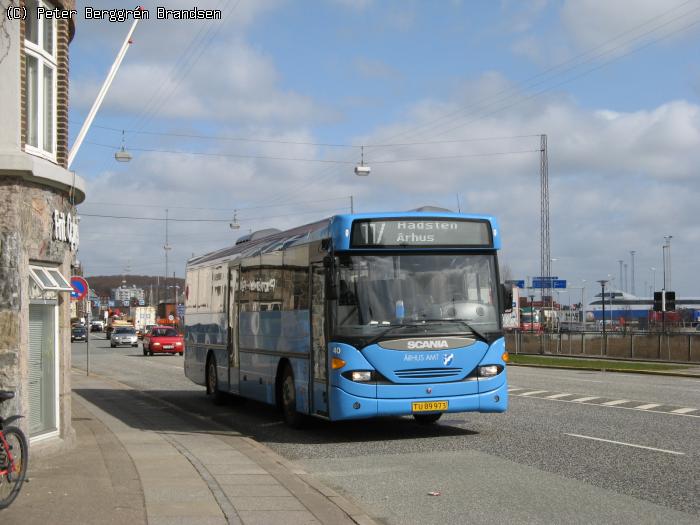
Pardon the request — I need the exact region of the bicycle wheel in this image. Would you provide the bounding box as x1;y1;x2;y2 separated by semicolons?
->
0;426;28;509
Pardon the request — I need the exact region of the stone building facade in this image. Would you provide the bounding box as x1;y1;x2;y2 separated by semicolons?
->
0;0;85;453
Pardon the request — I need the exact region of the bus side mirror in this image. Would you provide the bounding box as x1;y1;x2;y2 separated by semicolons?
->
501;284;513;314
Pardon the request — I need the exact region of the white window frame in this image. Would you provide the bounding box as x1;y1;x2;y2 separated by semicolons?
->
24;0;58;161
29;265;73;292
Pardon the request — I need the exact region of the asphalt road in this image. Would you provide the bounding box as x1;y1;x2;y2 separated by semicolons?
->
73;336;699;524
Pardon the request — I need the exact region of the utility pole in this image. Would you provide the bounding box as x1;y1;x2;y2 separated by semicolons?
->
630;250;636;295
540;134;550;310
164;208;172;305
350;195;354;213
663;236;672;291
624;263;628;293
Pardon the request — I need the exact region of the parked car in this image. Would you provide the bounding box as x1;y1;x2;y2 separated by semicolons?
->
71;326;87;342
143;326;184;356
110;326;138;348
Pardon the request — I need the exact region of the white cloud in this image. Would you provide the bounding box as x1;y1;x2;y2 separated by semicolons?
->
71;37;333;124
560;0;697;53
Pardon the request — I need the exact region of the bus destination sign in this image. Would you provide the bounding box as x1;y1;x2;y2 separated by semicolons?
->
351;219;492;247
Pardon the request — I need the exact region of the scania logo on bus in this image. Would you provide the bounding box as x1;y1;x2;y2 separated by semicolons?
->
378;337;476;351
406;340;449;350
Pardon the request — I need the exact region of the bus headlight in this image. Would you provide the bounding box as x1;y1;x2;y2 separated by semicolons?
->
341;370;383;382
351;371;372;382
478;365;500;378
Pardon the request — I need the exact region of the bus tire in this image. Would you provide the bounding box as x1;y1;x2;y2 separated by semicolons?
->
280;365;304;428
413;413;442;425
206;354;225;405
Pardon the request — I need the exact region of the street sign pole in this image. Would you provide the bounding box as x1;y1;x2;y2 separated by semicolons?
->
85;297;90;376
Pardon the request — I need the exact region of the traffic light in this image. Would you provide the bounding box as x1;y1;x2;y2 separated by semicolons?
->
653;292;663;312
665;291;676;311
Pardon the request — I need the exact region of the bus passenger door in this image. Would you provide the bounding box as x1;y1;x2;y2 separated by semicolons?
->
310;263;328;416
228;266;240;394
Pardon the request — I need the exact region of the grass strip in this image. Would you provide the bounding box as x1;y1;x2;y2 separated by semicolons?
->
508;354;691;371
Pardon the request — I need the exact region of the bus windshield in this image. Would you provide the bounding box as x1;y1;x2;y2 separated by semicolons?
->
334;253;500;343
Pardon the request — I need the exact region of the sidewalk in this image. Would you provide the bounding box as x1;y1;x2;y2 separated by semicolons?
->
2;372;376;525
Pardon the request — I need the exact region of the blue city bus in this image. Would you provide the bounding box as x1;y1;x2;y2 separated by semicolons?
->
184;208;511;425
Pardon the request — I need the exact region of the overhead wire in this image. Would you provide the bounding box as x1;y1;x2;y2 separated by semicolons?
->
270;1;700;203
79;195;352;212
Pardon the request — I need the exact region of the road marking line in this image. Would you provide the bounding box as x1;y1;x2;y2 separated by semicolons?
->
671;407;697;414
508;387;525;392
634;403;661;410
519;390;548;396
601;399;629;406
570;396;599;403
564;433;685;456
545;393;572;399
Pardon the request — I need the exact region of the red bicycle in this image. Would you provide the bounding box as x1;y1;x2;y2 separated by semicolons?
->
0;391;28;509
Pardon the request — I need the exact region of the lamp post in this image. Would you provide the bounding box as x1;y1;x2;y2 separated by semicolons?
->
597;280;608;337
580;280;587;331
662;237;672;334
663;236;672;291
650;267;656;294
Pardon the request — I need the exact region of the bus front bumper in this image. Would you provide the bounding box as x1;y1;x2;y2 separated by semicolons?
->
328;381;508;420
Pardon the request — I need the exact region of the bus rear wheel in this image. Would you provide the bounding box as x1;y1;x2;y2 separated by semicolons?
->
413;413;442;425
206;355;225;405
281;366;304;428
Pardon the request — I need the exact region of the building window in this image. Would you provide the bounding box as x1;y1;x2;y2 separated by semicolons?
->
24;0;57;159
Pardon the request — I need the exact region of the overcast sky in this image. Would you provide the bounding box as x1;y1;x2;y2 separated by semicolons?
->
69;0;700;302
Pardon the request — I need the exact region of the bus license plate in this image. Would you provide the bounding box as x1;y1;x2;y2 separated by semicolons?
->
412;401;448;412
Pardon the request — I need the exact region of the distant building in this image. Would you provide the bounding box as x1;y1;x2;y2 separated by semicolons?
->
0;0;83;453
113;285;146;304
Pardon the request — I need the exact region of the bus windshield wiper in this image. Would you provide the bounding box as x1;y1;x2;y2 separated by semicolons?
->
416;319;490;343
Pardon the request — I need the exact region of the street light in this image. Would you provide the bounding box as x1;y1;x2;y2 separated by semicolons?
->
663;236;672;290
597;280;608;337
649;267;656;294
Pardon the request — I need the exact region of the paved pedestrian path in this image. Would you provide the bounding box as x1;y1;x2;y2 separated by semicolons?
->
3;372;375;525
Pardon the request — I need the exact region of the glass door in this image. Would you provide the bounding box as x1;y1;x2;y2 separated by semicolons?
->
310;264;328;415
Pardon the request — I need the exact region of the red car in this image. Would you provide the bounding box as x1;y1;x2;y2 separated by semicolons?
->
142;326;184;356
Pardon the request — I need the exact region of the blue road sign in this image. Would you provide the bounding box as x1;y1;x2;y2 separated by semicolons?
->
532;276;560;288
507;280;525;288
108;300;115;307
139;299;145;306
553;279;567;289
176;304;185;318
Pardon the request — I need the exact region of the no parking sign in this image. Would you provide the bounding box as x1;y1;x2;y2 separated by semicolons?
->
70;276;89;301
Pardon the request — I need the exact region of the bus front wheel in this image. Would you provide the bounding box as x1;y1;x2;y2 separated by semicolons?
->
281;366;304;428
206;355;225;405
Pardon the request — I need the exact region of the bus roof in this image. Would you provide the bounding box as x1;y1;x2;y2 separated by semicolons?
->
187;210;500;269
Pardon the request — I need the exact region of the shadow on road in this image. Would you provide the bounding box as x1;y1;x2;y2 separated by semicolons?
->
73;387;480;449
